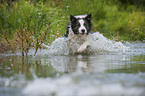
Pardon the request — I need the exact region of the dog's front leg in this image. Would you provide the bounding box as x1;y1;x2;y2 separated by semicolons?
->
77;41;89;53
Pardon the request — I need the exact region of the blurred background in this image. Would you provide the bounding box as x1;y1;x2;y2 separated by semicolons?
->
0;0;145;53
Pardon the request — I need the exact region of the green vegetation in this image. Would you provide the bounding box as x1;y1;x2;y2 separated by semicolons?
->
0;0;67;54
0;0;145;54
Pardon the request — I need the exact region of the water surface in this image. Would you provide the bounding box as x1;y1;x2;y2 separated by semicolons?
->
0;33;145;96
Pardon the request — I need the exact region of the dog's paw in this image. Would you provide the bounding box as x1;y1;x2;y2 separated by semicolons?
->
77;46;86;53
77;42;89;53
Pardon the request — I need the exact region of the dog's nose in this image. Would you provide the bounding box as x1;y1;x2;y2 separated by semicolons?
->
81;29;85;33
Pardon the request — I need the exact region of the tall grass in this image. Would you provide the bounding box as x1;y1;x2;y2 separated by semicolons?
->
0;0;68;40
0;0;145;54
61;0;145;41
0;0;68;54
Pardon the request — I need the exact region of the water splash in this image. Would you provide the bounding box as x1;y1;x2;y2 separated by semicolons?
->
0;32;128;57
23;73;145;96
33;32;128;56
0;74;26;88
86;32;127;53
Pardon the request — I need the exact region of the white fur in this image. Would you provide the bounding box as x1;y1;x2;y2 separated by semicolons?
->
74;15;87;18
78;19;87;34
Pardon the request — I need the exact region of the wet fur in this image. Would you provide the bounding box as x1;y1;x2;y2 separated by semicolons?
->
64;14;92;53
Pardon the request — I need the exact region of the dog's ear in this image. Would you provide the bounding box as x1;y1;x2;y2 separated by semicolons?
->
85;14;91;21
70;15;77;22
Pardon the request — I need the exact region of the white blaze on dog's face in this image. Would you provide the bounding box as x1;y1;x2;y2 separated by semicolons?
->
70;14;92;35
78;19;87;34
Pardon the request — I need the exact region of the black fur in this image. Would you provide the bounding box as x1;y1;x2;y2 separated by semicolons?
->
64;21;71;37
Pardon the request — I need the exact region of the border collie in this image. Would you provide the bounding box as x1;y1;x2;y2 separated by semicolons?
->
64;14;92;53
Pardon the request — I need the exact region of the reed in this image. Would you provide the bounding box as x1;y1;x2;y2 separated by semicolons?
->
0;0;67;55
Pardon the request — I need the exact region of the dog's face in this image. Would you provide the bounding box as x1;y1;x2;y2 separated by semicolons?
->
70;14;92;35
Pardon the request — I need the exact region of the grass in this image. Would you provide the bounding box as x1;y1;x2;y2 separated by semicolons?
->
0;0;145;54
61;0;145;41
0;0;68;54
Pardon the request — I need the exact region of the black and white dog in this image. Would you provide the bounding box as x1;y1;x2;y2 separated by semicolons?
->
64;14;92;53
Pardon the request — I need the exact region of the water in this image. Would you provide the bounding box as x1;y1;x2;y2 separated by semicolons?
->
0;32;145;96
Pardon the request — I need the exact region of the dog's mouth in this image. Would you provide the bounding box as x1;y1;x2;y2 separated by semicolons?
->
81;33;89;35
74;32;89;35
81;33;85;35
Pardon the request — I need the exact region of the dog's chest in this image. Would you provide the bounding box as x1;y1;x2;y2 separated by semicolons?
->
68;30;88;45
67;30;90;53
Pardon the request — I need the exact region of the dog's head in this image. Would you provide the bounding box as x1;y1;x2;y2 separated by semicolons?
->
70;14;92;35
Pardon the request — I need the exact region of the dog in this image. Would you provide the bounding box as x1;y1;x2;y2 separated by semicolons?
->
64;14;92;53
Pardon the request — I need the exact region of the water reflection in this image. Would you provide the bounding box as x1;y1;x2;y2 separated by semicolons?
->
0;54;145;79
